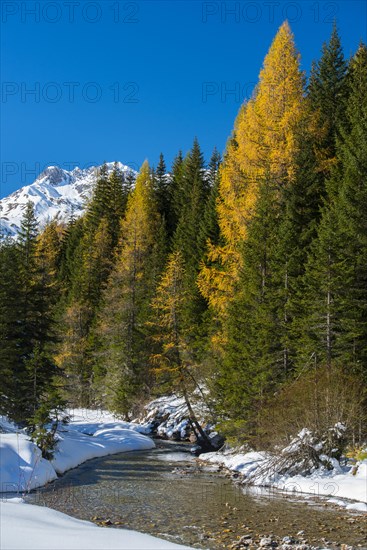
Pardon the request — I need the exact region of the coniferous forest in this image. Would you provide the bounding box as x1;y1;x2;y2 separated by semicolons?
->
1;22;367;451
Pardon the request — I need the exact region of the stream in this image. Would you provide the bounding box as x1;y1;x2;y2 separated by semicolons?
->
26;440;366;549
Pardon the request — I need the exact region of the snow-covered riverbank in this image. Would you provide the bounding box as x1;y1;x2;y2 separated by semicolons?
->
0;409;193;550
197;448;367;513
0;409;154;493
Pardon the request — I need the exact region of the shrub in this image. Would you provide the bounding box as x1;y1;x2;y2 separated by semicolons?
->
255;364;366;452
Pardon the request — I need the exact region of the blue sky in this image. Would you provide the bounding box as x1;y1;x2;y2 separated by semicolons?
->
1;0;366;197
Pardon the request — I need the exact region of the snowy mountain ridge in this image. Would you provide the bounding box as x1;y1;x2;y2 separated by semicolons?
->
0;162;136;238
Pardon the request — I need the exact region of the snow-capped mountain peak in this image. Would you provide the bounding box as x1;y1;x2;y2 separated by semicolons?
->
0;162;136;238
35;166;72;186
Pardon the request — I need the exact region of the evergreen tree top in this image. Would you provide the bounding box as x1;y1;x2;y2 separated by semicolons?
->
348;41;367;97
156;153;166;177
171;151;184;172
17;201;39;247
308;22;347;100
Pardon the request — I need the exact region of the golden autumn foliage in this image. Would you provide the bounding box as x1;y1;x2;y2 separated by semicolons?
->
118;160;160;262
35;221;62;291
198;21;307;321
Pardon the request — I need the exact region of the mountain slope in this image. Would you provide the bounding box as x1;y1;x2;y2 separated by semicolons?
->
0;163;136;238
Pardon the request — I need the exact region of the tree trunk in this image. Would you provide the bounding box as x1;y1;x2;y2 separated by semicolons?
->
182;387;213;449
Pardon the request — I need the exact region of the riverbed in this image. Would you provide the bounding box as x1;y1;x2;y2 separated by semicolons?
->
26;441;366;549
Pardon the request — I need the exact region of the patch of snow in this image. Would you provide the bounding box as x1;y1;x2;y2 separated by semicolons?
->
51;426;154;475
345;501;367;512
0;416;19;433
66;408;153;435
0;433;57;492
0;500;194;549
201;450;266;476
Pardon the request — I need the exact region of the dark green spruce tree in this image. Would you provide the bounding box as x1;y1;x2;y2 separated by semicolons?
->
308;22;348;196
153;153;172;235
171;139;211;355
198;148;222;248
169;150;185;240
0;239;23;418
0;204;58;423
297;43;367;376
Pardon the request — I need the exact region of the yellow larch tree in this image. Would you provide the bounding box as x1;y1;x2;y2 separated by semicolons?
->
198;21;307;327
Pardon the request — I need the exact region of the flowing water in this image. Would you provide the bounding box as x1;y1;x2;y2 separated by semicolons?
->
26;441;366;549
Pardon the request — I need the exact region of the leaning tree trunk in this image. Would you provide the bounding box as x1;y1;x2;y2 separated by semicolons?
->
181;386;213;450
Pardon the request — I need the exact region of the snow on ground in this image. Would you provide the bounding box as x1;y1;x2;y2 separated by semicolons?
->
0;432;57;492
0;500;194;550
51;424;154;475
198;448;367;512
272;464;367;512
0;409;154;493
67;407;153;435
